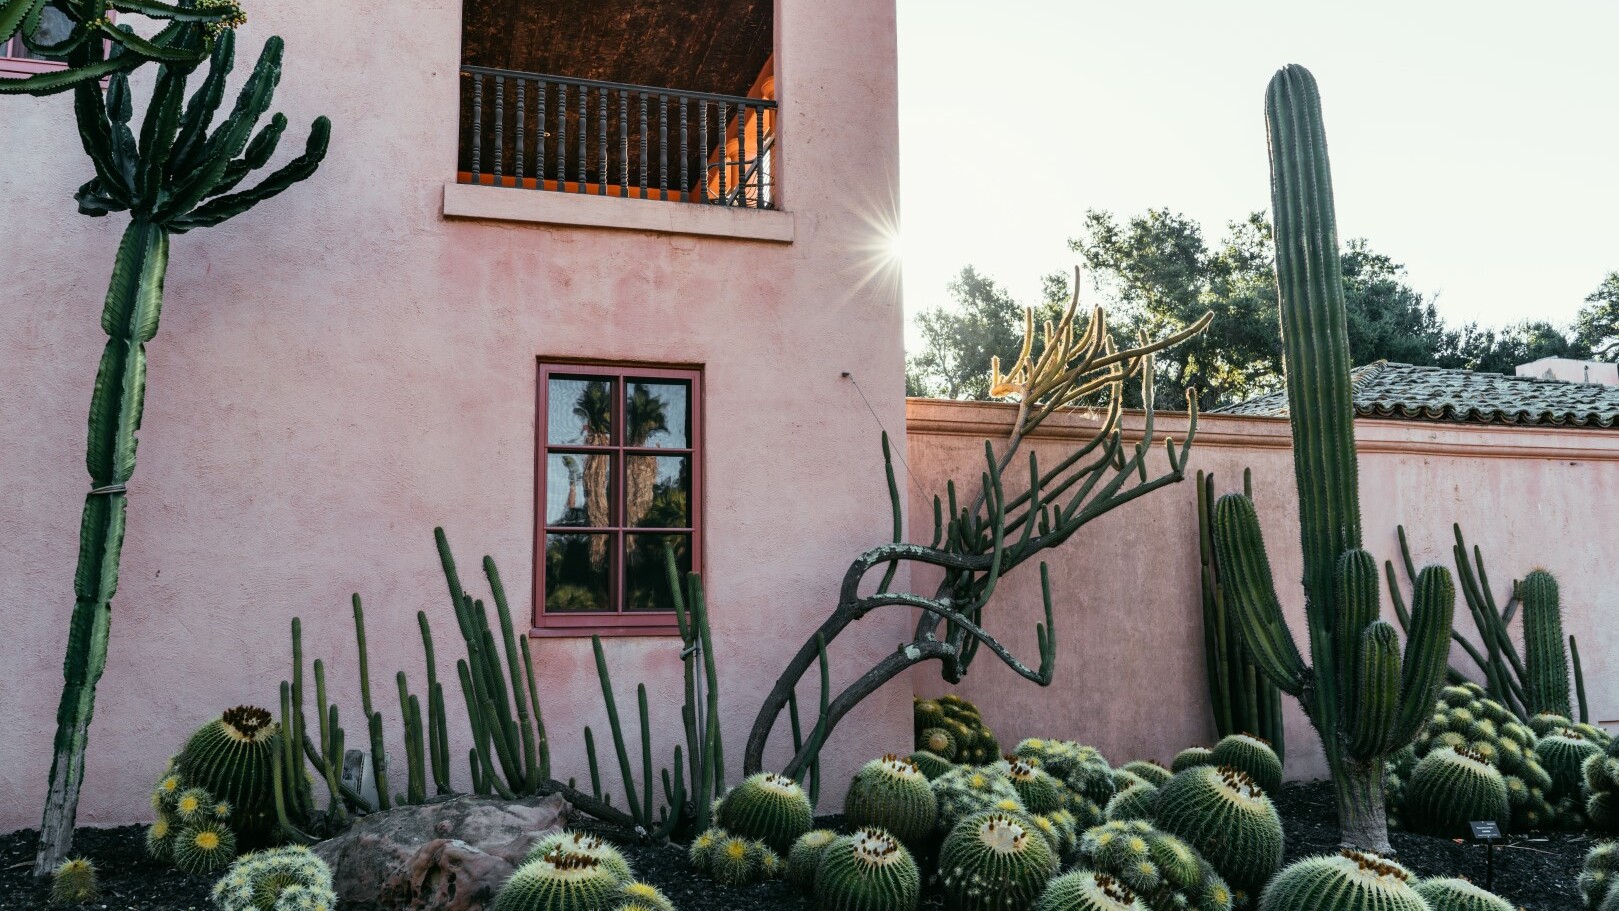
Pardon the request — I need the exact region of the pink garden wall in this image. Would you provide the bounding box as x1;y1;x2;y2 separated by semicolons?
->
906;398;1619;781
0;0;909;829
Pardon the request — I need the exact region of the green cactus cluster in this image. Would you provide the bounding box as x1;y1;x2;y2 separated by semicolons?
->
523;832;635;882
174;707;279;846
278;534;728;843
1079;820;1232;911
1581;842;1619;909
1389;684;1558;831
688;826;782;887
1258;851;1424;911
1411;877;1514;911
1151;766;1283;899
845;755;938;847
1528;712;1610;747
1033;869;1147;911
1207;736;1282;797
1012;739;1116;828
1197;470;1286;761
1119;762;1172;789
714;772;815;853
1537;732;1603;826
814;827;921;911
210;845;336;911
909;751;957;781
613;882;676;911
48;858;98;906
1397;527;1592;726
1171;749;1213;774
491;846;631;911
145;752;244;873
934;766;1027;835
1003;759;1065;815
1584;740;1619;833
1103;782;1157;823
786;829;839;892
1405;747;1509;838
1208;64;1457;853
916;696;1001;765
939;811;1057;911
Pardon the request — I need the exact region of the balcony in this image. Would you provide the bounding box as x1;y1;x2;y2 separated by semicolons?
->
457;67;776;210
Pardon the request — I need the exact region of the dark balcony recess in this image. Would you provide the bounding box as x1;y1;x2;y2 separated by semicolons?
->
458;0;775;209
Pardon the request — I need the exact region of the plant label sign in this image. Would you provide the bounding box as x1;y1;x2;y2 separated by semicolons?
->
1469;820;1501;841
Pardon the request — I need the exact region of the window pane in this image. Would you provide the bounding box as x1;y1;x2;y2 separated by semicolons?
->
548;376;615;445
544;533;612;613
626;455;690;529
624;380;689;448
625;534;690;612
9;8;71;60
545;453;615;527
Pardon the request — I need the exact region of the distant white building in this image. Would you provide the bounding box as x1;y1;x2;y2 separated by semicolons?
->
1516;357;1619;386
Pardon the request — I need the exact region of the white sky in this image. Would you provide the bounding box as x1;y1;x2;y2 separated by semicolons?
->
894;1;1619;346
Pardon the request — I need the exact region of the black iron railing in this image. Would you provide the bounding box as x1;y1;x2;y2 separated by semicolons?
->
459;66;777;209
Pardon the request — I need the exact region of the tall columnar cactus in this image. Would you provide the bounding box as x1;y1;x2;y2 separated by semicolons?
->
1209;65;1455;853
1519;570;1572;718
34;28;329;874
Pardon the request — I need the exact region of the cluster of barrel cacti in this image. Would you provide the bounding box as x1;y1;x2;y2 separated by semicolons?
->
1196;469;1285;760
1582;842;1619;911
1383;682;1613;832
490;832;676;911
277;532;729;841
144;707;289;874
685;771;816;887
1079;820;1232;911
210;845;337;911
689;826;783;887
1583;736;1619;833
916;696;1002;766
1208;64;1456;853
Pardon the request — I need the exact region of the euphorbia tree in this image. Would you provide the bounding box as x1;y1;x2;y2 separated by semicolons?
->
32;23;330;875
745;276;1211;779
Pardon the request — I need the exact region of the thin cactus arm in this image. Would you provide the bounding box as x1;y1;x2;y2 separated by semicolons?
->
1209;494;1310;698
0;3;222;97
1571;635;1590;724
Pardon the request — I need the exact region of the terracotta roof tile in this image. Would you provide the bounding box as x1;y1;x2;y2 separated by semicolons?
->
1215;361;1619;428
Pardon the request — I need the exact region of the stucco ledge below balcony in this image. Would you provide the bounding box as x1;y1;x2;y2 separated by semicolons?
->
442;182;795;243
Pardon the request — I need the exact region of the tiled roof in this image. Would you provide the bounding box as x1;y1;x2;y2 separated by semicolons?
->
1216;361;1619;428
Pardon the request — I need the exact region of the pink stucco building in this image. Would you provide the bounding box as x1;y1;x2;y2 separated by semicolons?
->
0;0;910;828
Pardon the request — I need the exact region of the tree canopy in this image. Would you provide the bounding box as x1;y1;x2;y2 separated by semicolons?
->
906;208;1606;408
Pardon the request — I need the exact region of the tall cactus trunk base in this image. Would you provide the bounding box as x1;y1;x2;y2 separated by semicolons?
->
1332;756;1392;855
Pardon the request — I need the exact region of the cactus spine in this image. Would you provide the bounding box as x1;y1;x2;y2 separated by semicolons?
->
1198;470;1284;758
32;24;329;874
1209;65;1455;853
1519;570;1571;717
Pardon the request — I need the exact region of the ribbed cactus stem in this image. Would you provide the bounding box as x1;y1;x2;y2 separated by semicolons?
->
1520;570;1571;717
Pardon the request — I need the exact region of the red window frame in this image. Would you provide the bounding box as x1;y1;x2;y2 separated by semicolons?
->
1;11;114;79
533;361;702;637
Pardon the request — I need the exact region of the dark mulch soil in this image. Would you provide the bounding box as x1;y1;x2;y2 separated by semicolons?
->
0;781;1593;911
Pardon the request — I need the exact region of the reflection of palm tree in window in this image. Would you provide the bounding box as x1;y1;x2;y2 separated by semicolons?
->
625;384;671;527
572;381;614;561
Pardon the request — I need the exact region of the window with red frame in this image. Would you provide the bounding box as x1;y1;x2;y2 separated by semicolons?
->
2;7;76;78
536;363;700;636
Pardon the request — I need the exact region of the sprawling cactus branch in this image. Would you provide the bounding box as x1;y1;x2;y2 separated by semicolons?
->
0;0;244;96
744;274;1211;780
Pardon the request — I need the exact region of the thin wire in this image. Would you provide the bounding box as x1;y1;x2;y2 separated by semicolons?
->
842;372;930;501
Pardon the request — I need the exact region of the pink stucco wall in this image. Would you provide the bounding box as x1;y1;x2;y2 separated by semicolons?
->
906;399;1619;781
0;0;908;830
